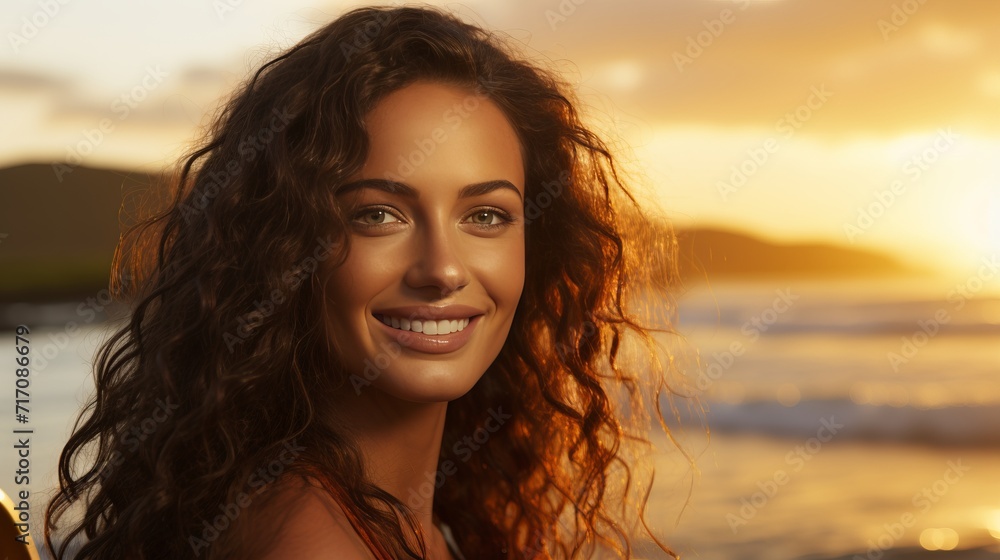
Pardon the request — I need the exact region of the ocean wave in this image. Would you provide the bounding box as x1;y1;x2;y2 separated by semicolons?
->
805;546;1000;560
676;297;1000;337
682;398;1000;447
752;321;1000;337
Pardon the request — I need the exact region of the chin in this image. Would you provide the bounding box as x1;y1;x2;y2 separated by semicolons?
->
373;368;484;403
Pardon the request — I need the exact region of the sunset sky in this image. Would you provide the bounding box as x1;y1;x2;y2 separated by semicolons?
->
2;0;998;275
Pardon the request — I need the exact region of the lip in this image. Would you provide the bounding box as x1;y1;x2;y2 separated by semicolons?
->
372;312;483;354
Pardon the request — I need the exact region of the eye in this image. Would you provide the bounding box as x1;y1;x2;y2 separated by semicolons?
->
351;206;402;228
468;210;501;225
463;208;515;230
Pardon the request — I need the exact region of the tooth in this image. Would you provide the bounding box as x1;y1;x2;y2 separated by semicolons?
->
379;315;473;334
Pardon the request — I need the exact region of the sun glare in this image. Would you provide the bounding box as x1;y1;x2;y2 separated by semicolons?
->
949;180;1000;268
987;509;1000;540
919;528;959;551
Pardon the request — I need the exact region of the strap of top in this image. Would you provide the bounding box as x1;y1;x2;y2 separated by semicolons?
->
439;522;467;560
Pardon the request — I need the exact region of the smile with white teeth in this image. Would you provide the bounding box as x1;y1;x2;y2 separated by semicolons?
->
375;314;471;335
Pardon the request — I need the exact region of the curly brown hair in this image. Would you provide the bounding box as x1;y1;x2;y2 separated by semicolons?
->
44;5;681;559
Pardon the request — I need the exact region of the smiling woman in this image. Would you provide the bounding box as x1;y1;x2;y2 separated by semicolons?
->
326;81;526;404
43;5;680;559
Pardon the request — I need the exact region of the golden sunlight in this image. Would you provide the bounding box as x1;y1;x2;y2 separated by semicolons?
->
986;509;1000;540
918;528;959;551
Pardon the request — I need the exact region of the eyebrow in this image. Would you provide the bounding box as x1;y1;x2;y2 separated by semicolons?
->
336;178;523;201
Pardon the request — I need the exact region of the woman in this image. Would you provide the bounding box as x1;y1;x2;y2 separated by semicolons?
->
45;5;680;559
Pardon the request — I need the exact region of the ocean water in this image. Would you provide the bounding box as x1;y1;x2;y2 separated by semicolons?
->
2;278;999;558
642;279;1000;560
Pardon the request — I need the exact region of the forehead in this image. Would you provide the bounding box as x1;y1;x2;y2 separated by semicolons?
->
357;81;525;196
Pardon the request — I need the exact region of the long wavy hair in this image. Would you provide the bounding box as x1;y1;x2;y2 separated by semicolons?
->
44;5;681;559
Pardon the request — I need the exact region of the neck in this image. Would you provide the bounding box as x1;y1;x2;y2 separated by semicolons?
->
330;388;448;535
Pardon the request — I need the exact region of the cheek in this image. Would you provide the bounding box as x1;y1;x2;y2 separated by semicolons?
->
326;252;391;319
477;240;525;309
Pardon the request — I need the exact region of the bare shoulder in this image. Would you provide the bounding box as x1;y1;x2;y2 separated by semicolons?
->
249;474;375;560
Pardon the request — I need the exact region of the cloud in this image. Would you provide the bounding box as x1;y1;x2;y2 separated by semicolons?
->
0;68;67;92
2;0;998;171
501;0;1000;137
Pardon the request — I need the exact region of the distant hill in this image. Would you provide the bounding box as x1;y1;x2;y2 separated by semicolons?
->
1;163;914;303
0;163;164;301
674;227;914;280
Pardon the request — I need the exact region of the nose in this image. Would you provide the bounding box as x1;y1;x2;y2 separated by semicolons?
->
403;221;471;297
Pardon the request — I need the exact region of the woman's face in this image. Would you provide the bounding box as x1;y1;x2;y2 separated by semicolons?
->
325;81;526;403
